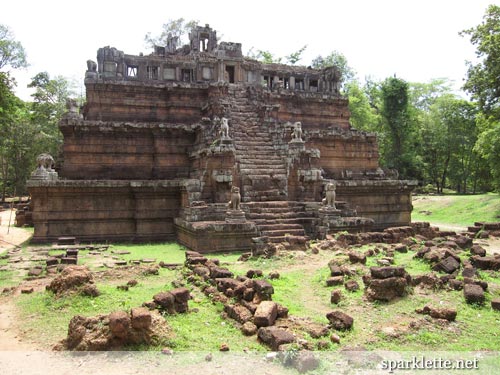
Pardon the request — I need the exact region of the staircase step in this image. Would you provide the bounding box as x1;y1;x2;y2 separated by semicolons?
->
261;229;305;237
258;223;304;231
267;235;309;244
247;206;295;214
247;212;311;220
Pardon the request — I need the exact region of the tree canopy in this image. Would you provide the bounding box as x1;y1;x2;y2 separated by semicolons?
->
311;51;356;83
0;24;27;70
144;18;199;48
461;5;500;118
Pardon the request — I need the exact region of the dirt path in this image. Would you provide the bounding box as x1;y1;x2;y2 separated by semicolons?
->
0;300;35;350
0;209;32;254
428;222;468;232
0;209;38;352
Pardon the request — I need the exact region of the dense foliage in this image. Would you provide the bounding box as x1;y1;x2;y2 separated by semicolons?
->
0;26;72;201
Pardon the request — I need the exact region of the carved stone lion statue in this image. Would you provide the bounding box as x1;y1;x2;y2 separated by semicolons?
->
66;98;79;115
228;186;241;210
36;153;55;171
220;117;230;139
87;60;97;72
322;182;337;209
291;121;303;142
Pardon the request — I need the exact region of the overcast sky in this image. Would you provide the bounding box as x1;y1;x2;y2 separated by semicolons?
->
1;0;497;100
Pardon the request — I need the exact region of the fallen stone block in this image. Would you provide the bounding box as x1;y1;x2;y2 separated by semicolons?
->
344;280;359;292
491;299;500;311
224;304;253;324
131;307;152;329
464;284;485;304
370;266;406;279
109;311;130;339
326;311;354;331
326;276;344;287
254;301;278;327
241;321;258;336
471;256;500;271
331;289;342;304
432;256;460;274
348;251;366;265
258;327;295;351
470;245;486;257
210;266;233;279
365;277;410;301
416;305;457;321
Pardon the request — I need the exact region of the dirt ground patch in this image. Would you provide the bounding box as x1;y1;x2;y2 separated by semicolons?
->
0;209;32;254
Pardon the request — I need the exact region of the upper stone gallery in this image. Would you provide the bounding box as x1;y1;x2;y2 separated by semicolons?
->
28;24;417;252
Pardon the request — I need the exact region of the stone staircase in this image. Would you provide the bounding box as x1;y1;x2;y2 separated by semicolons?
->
225;85;288;203
222;85;309;246
244;201;311;245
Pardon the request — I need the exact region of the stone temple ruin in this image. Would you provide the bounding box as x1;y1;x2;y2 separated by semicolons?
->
27;25;417;252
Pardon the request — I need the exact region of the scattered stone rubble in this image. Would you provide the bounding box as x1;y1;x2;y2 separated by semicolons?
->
55;307;171;350
46;265;100;297
364;266;412;302
147;287;191;314
415;305;457;321
183;250;293;349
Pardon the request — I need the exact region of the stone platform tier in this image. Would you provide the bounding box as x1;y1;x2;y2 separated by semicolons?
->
225;85;288;202
243;201;311;245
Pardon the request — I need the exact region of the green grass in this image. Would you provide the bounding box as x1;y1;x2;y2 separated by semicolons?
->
109;243;188;264
17;268;179;345
9;232;500;353
165;291;263;352
412;193;500;227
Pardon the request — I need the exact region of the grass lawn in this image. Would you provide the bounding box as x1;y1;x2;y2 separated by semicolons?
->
412;193;500;227
4;193;500;364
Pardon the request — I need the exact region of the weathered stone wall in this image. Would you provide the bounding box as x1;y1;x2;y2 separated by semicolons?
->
268;92;350;129
28;180;183;243
307;130;380;179
85;81;209;122
175;219;257;252
336;180;417;230
59;119;197;180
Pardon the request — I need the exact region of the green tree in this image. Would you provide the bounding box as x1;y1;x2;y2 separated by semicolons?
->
0;72;23;200
419;95;481;193
409;78;452;112
380;76;420;179
475;114;500;190
285;45;307;65
0;24;27;70
446;100;480;193
248;49;282;64
144;18;199;48
311;51;356;83
461;5;500;118
345;80;380;132
28;72;75;163
0;25;28;200
461;5;500;190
